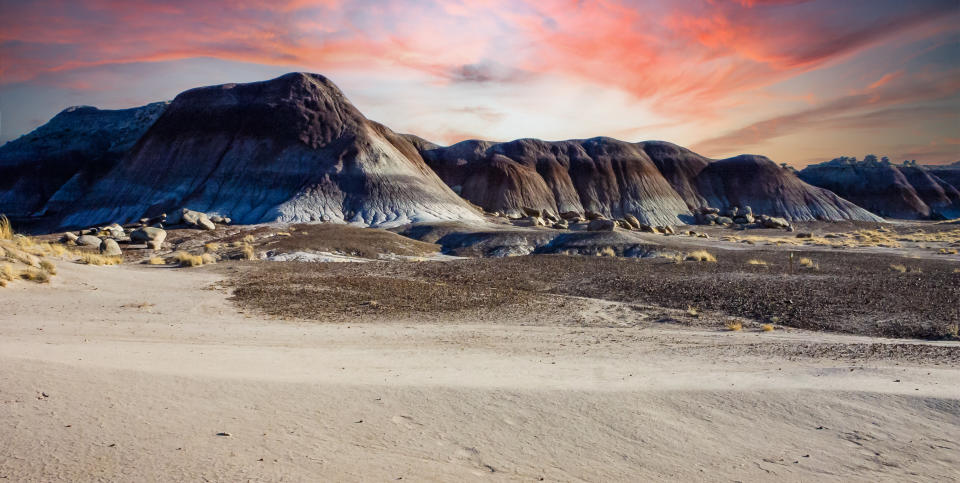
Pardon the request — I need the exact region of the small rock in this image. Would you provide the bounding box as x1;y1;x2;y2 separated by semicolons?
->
216;432;232;436
587;219;616;231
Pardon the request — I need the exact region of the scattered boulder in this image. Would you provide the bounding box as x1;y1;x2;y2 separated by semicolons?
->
99;238;122;256
521;207;542;218
587;219;616;231
717;216;734;225
62;231;79;243
585;211;605;221
181;209;216;230
743;206;753;215
762;216;791;229
796;232;813;238
623;214;641;230
76;235;101;247
552;220;569;230
660;226;675;235
131;226;166;249
523;216;546;227
700;206;720;215
103;223;125;238
560;211;584;221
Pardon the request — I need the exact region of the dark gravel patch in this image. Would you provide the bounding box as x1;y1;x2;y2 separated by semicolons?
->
227;249;959;339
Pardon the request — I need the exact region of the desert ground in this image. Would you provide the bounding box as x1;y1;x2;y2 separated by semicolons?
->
2;220;959;481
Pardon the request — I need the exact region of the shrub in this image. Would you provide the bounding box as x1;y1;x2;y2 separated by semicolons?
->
1;263;14;282
761;324;774;332
39;260;56;275
685;250;717;262
79;253;123;265
19;269;50;283
725;321;743;331
597;246;616;257
170;251;203;267
0;214;13;240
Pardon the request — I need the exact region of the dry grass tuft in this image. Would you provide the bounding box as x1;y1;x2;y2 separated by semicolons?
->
939;248;959;255
798;257;818;270
686;305;699;318
275;232;292;237
19;268;50;283
204;242;221;252
201;253;217;265
1;263;15;282
746;259;768;266
944;324;959;339
242;243;256;260
761;323;774;332
890;264;907;273
39;260;56;275
147;257;166;265
596;246;616;257
79;253;123;266
684;250;717;262
170;251;204;267
0;214;13;240
242;234;255;244
725;321;743;331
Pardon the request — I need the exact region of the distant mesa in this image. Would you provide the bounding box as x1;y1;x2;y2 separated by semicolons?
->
0;72;947;231
799;156;960;220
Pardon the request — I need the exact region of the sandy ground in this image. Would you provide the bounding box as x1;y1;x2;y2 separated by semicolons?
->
1;261;959;481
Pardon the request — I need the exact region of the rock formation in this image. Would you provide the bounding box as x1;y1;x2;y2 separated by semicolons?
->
417;138;880;224
799;158;960;219
0;102;168;218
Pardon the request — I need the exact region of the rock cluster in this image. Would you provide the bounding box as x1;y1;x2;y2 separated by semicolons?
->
693;206;793;231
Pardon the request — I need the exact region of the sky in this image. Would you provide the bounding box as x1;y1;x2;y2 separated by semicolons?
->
0;0;958;166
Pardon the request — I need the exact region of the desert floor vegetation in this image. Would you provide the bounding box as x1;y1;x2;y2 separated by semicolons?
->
78;253;123;266
684;250;717;262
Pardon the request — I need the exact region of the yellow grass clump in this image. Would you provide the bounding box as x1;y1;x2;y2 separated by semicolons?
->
725;321;743;331
79;253;123;266
242;234;255;244
685;250;717;262
686;306;699;318
201;253;217;265
39;260;56;275
0;214;13;240
746;259;768;266
798;257;818;270
170;251;204;267
939;248;959;255
204;242;221;252
147;257;166;265
596;246;616;257
242;243;256;260
19;268;50;283
1;263;15;282
761;324;775;332
276;232;292;237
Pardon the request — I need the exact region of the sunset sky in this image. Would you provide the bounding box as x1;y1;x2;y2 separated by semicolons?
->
0;0;957;166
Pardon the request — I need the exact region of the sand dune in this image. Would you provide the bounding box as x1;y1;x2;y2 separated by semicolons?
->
1;262;958;481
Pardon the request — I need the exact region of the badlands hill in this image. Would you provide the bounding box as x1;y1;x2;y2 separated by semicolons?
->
0;72;889;229
417;138;880;224
799;158;960;219
0;102;168;218
54;73;481;229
